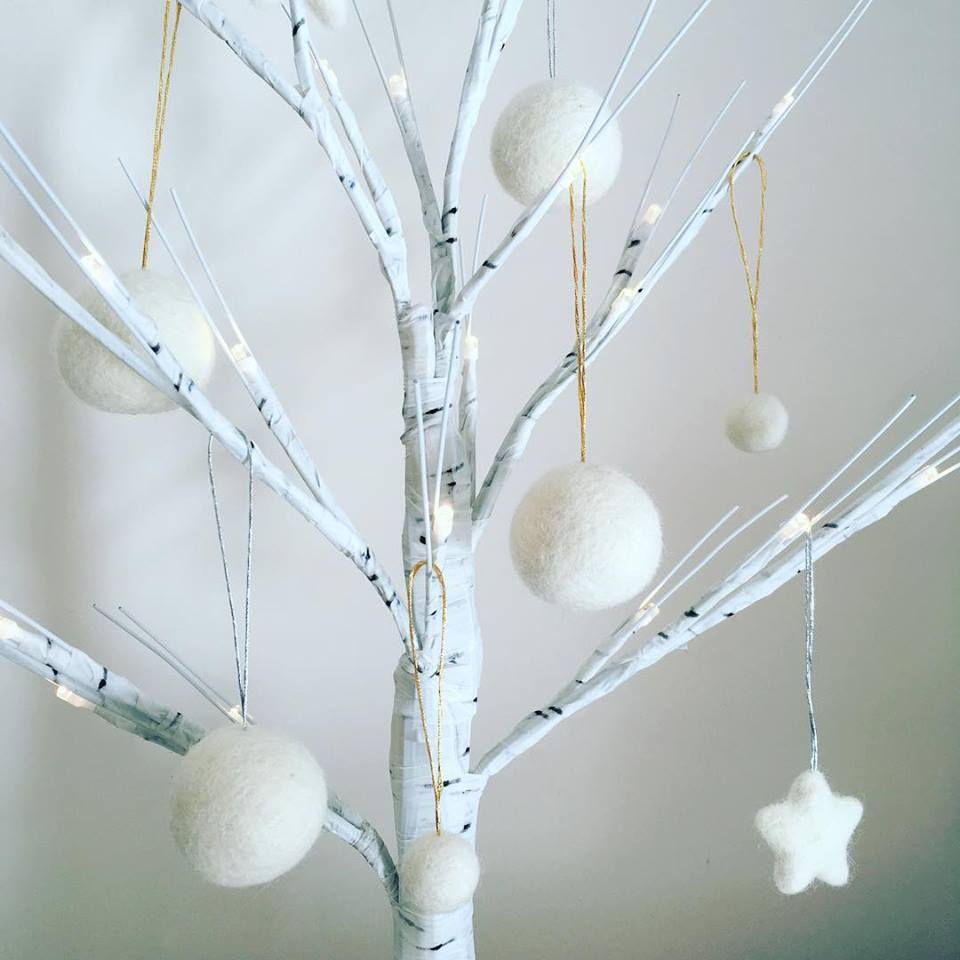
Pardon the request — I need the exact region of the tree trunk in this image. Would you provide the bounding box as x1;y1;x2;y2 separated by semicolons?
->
390;305;487;958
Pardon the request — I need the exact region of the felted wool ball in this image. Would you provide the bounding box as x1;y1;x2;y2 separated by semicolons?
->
510;462;662;612
56;268;215;415
725;392;789;453
755;769;864;895
170;725;328;888
490;78;623;206
306;0;349;28
400;832;480;914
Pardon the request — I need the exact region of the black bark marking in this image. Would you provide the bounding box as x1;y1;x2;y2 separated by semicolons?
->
461;822;471;832
292;16;305;36
418;939;455;952
724;612;735;618
534;709;548;718
684;608;699;618
548;706;563;715
614;269;632;278
482;260;497;269
98;668;108;690
628;238;641;247
657;631;669;639
823;522;838;529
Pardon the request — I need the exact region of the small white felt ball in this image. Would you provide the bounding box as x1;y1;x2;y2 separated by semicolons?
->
306;0;348;28
510;462;662;612
170;726;328;888
400;832;480;914
726;393;789;453
490;78;623;206
56;268;215;415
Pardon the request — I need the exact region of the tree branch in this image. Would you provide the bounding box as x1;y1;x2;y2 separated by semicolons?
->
179;0;409;306
0;213;406;641
471;0;875;535
475;404;960;778
0;601;400;898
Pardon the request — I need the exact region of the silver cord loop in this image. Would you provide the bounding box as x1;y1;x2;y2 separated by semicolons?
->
803;532;819;771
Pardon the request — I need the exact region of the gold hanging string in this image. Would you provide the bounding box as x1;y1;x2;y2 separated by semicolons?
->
141;0;183;269
405;561;448;835
727;153;767;394
568;160;588;463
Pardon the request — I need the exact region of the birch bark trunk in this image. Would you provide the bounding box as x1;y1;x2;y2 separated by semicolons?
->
390;306;486;958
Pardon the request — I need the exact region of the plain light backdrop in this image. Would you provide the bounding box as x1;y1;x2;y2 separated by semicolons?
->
0;1;957;957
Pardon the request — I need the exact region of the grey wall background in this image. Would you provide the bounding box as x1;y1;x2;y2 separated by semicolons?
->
0;1;957;957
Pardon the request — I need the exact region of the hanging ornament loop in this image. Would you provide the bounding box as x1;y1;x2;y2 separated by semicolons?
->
207;434;255;727
405;560;449;835
568;159;589;463
803;531;819;771
546;0;557;79
142;0;184;269
727;153;768;394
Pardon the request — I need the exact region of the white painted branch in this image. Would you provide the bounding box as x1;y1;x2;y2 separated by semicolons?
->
177;0;409;305
449;0;699;325
475;408;960;778
0;603;203;755
440;0;522;312
0;130;409;640
0;602;399;896
472;5;871;534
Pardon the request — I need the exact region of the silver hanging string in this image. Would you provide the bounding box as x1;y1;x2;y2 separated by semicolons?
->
803;532;819;770
546;0;557;78
207;435;255;727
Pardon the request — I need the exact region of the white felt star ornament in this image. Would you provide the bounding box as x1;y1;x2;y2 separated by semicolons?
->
755;769;863;895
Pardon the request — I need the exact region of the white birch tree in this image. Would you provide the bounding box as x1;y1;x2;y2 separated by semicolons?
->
0;1;957;957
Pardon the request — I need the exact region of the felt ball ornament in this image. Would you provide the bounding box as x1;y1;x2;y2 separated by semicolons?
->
725;393;789;453
510;462;662;612
306;0;348;28
755;769;863;895
56;269;215;415
400;832;481;914
170;725;328;888
490;78;622;206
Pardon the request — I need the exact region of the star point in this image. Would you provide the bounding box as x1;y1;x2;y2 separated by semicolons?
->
756;769;863;895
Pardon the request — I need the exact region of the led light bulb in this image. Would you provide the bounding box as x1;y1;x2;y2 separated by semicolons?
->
780;511;812;540
911;465;940;490
771;91;795;119
462;334;479;361
613;288;637;312
433;501;455;541
0;616;19;640
641;203;662;225
388;73;408;98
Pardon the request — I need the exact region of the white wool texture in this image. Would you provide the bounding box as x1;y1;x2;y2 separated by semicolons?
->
56;268;215;414
725;392;789;452
510;462;662;612
170;725;328;888
755;769;863;895
490;78;622;206
306;0;348;28
399;832;480;915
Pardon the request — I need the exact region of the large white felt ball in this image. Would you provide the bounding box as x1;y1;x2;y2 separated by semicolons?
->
56;268;215;415
306;0;349;28
170;726;328;888
726;393;789;453
490;78;623;206
510;462;662;612
400;832;480;914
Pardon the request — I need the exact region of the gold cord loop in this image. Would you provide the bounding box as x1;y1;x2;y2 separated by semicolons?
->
727;153;767;394
142;0;183;269
405;561;448;835
568;160;588;463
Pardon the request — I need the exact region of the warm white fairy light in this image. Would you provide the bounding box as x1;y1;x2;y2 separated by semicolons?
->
433;501;455;541
613;288;638;312
230;342;258;377
780;511;812;540
909;464;941;491
388;73;408;98
80;253;111;284
462;334;479;360
0;615;19;640
771;91;795;119
641;202;662;225
55;684;95;710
